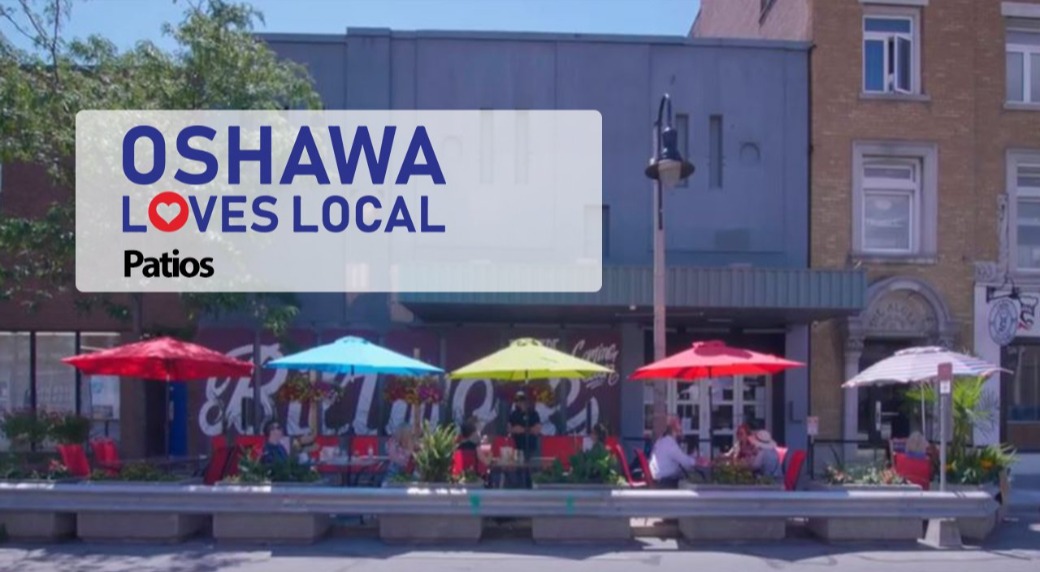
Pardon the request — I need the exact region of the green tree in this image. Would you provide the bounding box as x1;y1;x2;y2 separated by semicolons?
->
0;0;318;336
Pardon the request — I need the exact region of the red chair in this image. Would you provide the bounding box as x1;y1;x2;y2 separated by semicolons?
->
542;436;579;469
634;448;654;486
605;437;621;451
609;443;645;488
233;435;265;459
203;446;233;485
349;435;380;457
784;450;806;491
309;435;340;460
57;444;91;478
893;452;932;490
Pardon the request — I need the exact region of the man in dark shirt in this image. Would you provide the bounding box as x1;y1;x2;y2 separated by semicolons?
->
508;391;542;458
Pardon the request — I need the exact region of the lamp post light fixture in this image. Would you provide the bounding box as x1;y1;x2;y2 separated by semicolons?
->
645;93;695;438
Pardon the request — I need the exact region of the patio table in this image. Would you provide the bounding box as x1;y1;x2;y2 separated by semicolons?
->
488;456;553;489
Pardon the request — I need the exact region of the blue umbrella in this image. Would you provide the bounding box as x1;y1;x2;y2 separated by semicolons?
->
265;336;443;376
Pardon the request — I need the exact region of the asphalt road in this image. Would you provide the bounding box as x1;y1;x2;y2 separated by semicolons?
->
0;517;1037;572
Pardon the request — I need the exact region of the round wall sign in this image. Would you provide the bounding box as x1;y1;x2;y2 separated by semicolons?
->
988;297;1019;346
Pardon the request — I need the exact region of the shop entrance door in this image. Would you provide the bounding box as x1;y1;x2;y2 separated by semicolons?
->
662;376;772;457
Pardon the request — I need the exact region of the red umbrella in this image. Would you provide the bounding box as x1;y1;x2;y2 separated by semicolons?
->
63;337;253;380
63;337;253;457
630;340;804;457
631;340;803;381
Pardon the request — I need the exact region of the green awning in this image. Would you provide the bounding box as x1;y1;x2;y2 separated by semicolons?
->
398;265;865;315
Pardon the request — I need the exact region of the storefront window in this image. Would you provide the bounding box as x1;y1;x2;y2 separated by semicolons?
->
1007;345;1040;422
80;333;122;441
0;333;32;451
35;333;77;413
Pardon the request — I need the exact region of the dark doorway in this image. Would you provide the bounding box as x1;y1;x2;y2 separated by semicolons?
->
858;339;919;445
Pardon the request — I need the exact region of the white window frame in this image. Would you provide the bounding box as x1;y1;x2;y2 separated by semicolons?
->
860;159;919;255
1009;150;1040;273
862;8;921;95
1007;26;1040;103
851;141;938;261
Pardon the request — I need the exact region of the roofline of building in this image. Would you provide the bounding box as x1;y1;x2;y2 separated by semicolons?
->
257;28;811;51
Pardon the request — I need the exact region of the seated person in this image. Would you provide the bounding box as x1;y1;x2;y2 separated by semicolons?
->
748;430;784;481
458;421;490;473
260;421;289;465
649;417;698;488
589;423;609;449
385;424;415;481
905;431;930;459
723;423;758;464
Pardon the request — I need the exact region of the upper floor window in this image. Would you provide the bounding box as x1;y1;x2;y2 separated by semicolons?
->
863;15;917;94
1007;22;1040;103
861;159;919;254
852;141;938;261
1011;151;1040;271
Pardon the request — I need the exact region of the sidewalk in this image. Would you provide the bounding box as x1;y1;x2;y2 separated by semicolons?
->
1010;453;1040;511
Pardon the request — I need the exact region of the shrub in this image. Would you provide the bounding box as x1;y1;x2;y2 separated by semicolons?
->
413;423;458;483
48;412;92;445
825;463;907;486
91;462;180;482
231;454;320;484
0;410;53;451
535;444;625;486
945;443;1015;485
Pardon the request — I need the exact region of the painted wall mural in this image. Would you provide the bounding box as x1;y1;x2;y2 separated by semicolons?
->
189;328;621;453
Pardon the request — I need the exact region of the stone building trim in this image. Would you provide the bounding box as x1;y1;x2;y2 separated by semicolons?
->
842;275;957;443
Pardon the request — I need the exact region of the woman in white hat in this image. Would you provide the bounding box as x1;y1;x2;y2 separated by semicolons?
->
748;430;783;481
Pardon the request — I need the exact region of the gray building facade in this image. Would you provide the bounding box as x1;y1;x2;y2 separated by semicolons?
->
195;29;865;458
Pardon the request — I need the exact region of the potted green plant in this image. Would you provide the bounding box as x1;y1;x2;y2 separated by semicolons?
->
77;461;206;543
0;409;53;453
806;462;922;541
212;455;331;544
678;459;785;541
906;377;1013;540
379;422;483;544
530;445;631;542
47;412;92;446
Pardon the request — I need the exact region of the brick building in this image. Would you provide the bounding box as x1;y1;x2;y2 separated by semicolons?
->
695;0;1040;451
0;161;191;458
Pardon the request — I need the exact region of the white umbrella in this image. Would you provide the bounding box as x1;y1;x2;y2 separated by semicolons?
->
843;346;1006;388
842;346;1007;491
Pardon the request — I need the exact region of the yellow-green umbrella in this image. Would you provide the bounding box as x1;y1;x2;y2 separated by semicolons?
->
449;338;614;381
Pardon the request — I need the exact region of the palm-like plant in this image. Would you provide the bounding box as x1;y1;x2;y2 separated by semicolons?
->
413;422;458;483
904;376;996;449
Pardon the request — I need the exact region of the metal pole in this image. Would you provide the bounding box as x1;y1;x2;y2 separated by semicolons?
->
939;391;946;491
651;107;668;439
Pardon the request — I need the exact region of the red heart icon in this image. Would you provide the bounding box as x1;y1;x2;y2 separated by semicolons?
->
147;191;189;232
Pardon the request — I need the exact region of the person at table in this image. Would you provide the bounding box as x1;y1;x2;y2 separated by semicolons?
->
588;423;609;450
508;391;542;459
905;431;930;460
723;423;758;464
260;421;290;465
385;424;415;481
748;430;784;481
649;417;698;488
458;421;491;474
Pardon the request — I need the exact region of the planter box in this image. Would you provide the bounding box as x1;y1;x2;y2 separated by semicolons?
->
213;513;331;545
0;511;76;542
805;482;924;541
74;480;207;543
210;482;334;544
379;483;482;543
77;512;208;543
945;483;1000;542
677;482;786;541
530;484;631;542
